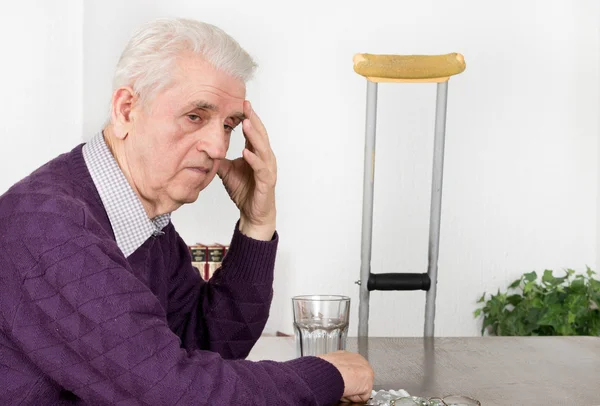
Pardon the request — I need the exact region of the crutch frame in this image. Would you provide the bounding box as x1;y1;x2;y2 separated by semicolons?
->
353;53;466;338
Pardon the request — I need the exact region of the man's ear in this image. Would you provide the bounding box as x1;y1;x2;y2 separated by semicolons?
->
110;87;137;140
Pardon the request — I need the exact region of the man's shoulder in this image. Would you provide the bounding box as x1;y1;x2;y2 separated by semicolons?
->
0;144;110;240
0;145;122;274
2;146;85;215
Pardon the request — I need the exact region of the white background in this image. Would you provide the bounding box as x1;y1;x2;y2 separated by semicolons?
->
2;0;598;337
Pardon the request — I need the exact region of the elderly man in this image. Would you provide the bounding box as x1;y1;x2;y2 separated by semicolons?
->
0;17;373;405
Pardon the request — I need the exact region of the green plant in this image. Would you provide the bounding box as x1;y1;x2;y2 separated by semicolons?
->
474;267;600;336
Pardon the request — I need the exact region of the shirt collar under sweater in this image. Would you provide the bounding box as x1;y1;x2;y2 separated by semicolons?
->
82;132;170;257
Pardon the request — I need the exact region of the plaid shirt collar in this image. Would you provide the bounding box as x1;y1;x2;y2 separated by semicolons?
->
82;133;170;257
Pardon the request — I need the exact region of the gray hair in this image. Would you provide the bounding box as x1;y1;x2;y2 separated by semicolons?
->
111;18;257;109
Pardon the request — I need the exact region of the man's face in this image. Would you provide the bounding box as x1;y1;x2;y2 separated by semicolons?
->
124;53;246;212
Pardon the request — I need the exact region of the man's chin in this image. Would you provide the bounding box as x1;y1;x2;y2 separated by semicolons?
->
171;181;210;206
177;191;201;205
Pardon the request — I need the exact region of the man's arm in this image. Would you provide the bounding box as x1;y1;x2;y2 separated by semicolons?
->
166;222;276;359
1;222;344;405
172;100;279;358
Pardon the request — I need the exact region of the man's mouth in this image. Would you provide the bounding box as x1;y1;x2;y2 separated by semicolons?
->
188;167;210;174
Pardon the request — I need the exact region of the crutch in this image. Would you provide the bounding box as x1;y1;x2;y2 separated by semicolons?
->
353;53;466;338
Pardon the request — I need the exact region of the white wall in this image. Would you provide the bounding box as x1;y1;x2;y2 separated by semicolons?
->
0;0;83;193
7;0;593;338
598;8;600;300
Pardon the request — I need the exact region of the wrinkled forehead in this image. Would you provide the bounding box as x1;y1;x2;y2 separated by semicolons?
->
168;53;246;106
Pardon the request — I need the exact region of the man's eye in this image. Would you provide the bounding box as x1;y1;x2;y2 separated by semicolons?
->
188;114;201;122
224;125;235;132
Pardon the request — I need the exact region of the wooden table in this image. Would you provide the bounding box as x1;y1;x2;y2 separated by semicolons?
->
247;336;600;405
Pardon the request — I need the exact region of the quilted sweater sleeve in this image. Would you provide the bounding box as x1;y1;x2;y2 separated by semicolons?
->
1;211;345;405
166;222;278;359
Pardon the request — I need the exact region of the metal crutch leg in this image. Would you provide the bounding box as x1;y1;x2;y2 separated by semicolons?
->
424;81;449;337
358;80;378;338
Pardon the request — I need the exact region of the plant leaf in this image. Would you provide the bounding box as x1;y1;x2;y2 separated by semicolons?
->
508;278;521;289
571;278;585;293
523;281;536;294
542;270;555;285
506;294;523;306
542;269;567;287
524;271;537;282
538;304;562;328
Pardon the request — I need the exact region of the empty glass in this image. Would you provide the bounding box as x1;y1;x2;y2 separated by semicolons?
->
292;295;350;357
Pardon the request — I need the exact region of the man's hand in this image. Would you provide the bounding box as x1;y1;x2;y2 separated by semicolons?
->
318;351;374;403
217;101;277;241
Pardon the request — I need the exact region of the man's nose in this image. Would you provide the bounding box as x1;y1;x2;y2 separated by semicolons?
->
197;124;227;160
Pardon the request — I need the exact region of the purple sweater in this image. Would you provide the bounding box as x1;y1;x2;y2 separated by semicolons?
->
0;145;344;405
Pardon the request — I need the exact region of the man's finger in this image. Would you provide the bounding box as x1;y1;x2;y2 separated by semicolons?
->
243;102;273;156
244;139;254;154
242;148;266;174
242;101;276;167
244;101;269;139
242;119;271;159
242;148;276;187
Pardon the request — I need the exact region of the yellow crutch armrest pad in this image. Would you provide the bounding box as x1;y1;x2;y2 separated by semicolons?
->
353;53;466;82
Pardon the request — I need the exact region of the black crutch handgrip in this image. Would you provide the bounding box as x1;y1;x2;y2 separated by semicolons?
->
367;272;431;291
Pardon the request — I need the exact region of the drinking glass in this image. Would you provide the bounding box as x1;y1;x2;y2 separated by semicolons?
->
292;295;350;357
